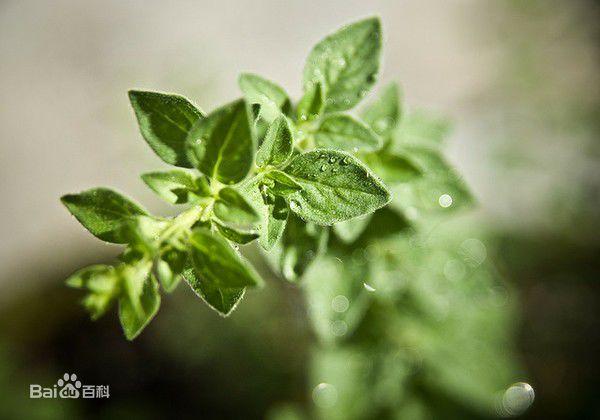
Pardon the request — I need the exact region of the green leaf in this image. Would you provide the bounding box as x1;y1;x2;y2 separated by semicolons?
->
128;90;204;167
362;151;422;184
186;99;254;184
314;114;381;152
303;17;381;113
141;170;210;204
361;82;401;137
66;265;119;320
156;247;188;292
61;188;148;243
259;195;288;251
213;187;259;228
390;111;451;150
391;146;473;217
297;81;325;122
182;262;245;316
284;150;390;225
303;254;371;342
118;260;160;340
333;213;373;244
189;228;262;288
238;73;291;123
266;214;328;282
256;116;293;168
213;220;259;244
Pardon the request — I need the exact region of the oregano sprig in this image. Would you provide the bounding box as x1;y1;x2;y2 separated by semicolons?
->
61;16;457;340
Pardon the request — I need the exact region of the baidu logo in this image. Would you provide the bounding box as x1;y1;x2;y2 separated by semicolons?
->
30;373;109;399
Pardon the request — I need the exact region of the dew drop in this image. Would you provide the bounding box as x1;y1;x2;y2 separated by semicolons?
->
331;320;348;337
340;156;351;165
443;259;466;282
460;238;487;266
312;383;338;408
438;193;453;208
289;199;301;212
331;295;349;313
497;382;535;417
363;282;376;292
328;156;337;164
320;164;328;172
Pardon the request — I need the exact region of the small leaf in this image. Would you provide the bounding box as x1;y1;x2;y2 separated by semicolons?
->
66;265;119;320
333;213;373;244
213;187;259;228
129;90;204;167
213;220;259;244
314;114;381;152
303;254;371;341
118;260;160;340
141;170;210;204
259;195;288;251
189;228;262;288
361;82;401;137
362;151;422;184
297;81;325;122
256;116;293;168
156;247;188;292
182;262;245;316
187;99;254;184
266;214;328;282
238;73;291;123
303;17;381;112
61;188;148;243
284;150;390;225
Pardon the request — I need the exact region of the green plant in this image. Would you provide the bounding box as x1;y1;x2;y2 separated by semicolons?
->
61;16;524;418
61;16;412;338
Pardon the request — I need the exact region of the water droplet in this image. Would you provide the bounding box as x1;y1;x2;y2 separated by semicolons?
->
352;147;359;153
312;383;338;408
328;156;337;164
460;238;487;266
438;193;453;208
498;382;535;417
331;295;349;313
300;115;307;121
443;259;466;282
320;164;328;172
331;320;348;337
341;156;351;165
233;245;240;251
289;199;301;212
195;138;203;145
319;153;326;158
336;57;346;67
363;282;376;292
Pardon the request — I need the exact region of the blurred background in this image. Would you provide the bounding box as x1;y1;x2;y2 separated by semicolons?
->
0;0;598;418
